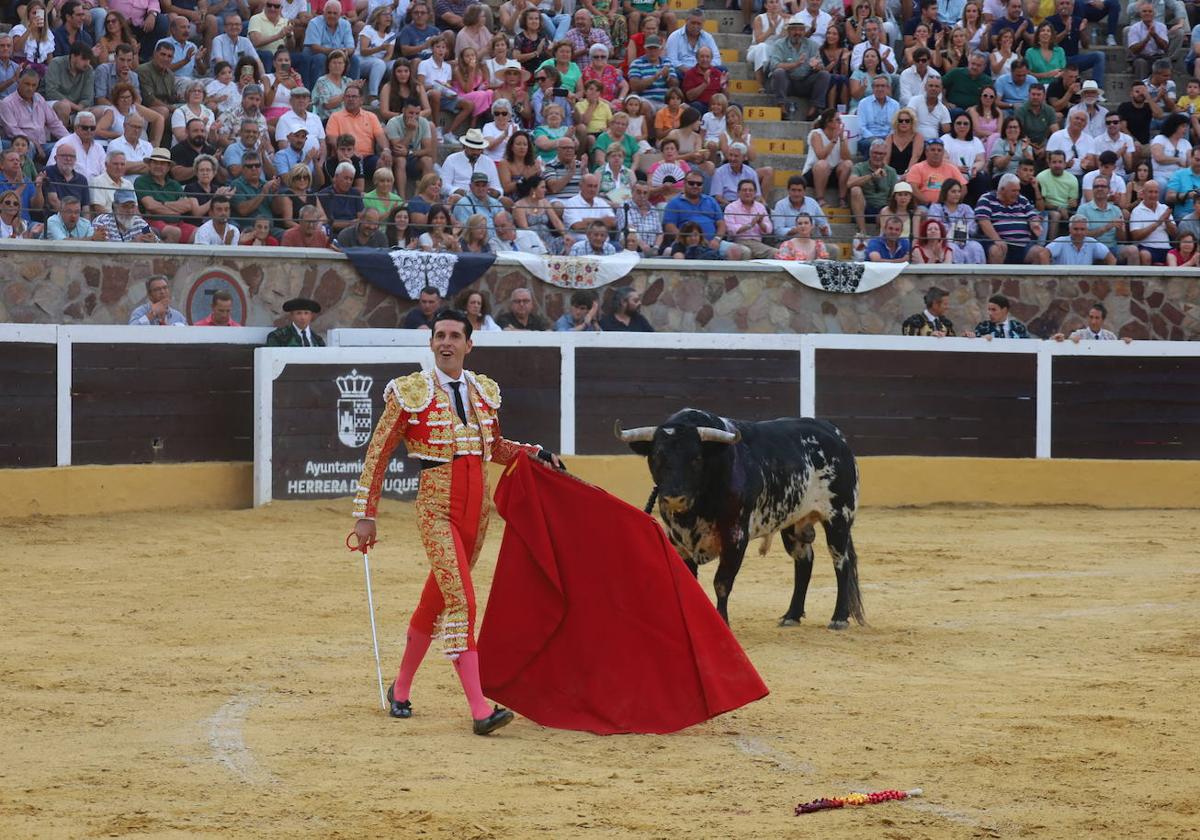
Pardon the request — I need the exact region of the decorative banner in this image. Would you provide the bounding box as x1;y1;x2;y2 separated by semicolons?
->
342;247;497;300
755;259;908;293
504;250;641;290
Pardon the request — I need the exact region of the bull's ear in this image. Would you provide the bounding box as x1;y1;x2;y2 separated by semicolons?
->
628;441;655;457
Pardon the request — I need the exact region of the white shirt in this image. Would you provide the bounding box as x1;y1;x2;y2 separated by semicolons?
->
48;135;107;180
1046;128;1096;176
899;65;940;103
1082;170;1126;195
433;364;477;425
940;133;984;173
800;8;833;45
907;94;951;141
439;150;501;195
292;323;317;345
417;56;453;93
851;40;896;73
1149;133;1191;182
560;193;616;228
490;229;548;254
107;136;153;165
194;219;241;245
1093;130;1135;176
88;172;134;213
481;120;516;162
1129;201;1172;248
275;110;326;143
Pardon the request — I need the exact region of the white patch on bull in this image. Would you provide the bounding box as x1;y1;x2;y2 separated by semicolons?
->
747;454;840;541
662;510;722;565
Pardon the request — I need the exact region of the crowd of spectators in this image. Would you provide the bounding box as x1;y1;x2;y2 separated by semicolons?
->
1;0;1199;266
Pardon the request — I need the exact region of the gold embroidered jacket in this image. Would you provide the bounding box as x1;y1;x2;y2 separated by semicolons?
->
352;369;539;519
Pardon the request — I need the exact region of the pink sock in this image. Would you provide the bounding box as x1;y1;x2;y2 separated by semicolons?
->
392;628;432;702
453;650;493;719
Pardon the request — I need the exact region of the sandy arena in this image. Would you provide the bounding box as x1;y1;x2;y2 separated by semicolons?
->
2;499;1199;839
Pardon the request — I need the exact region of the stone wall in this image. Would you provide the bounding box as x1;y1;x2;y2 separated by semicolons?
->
2;241;1198;339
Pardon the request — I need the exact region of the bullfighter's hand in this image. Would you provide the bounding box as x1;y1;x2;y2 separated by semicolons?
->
351;518;377;551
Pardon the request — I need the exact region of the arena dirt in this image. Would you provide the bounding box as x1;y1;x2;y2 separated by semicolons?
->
2;501;1198;839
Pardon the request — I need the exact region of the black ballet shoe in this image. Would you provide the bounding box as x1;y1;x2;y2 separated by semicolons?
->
386;682;413;719
472;705;514;735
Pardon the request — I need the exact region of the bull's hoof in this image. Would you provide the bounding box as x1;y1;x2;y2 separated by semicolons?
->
778;616;802;627
827;620;850;630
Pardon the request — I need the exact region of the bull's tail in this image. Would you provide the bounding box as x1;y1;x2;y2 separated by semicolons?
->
844;533;866;626
644;485;659;515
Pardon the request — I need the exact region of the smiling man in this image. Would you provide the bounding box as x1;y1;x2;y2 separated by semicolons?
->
350;308;562;734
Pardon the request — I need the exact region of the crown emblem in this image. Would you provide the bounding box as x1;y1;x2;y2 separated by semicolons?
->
337;369;373;399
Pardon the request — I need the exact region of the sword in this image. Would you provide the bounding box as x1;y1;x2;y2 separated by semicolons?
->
347;533;387;711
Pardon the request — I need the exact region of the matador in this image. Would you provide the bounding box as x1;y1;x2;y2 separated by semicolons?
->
349;308;561;735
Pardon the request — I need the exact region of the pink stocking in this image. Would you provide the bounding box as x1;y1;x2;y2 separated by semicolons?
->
453;650;493;719
393;627;432;702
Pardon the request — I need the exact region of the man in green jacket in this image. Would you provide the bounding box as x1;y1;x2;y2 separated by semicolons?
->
266;298;326;347
45;42;94;126
767;15;830;122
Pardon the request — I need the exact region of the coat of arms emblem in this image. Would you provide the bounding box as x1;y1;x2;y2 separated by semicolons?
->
336;369;373;448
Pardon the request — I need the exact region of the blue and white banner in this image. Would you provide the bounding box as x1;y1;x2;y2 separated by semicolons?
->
343;248;497;300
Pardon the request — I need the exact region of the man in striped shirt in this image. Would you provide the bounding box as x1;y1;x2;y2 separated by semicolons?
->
627;36;675;113
974;173;1050;264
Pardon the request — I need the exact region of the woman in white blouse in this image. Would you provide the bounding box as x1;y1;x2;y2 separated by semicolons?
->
941;112;988;203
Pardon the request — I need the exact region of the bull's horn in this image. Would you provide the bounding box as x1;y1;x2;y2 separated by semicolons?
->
614;420;657;442
698;427;741;445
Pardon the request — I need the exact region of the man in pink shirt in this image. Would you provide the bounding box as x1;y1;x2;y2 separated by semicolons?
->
193;290;243;326
904;138;963;205
723;177;778;258
107;0;169;60
0;69;68;151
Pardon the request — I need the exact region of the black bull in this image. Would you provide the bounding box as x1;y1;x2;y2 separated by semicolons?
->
616;409;864;629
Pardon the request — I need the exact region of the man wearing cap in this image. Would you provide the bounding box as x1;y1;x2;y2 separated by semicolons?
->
1067;80;1108;137
129;275;187;326
451;171;505;230
274;124;322;180
135;147;199;243
94;188;159;242
171;117;220;182
905;138;963;205
627;35;675;112
267;297;325;346
440;128;501;198
767;15;830;121
325;84;391;175
275;86;326;149
665;9;722;76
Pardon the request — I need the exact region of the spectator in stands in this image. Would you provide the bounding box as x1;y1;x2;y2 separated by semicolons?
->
561;172;616;246
772;174;831;240
619;178;664;256
1079;175;1136;262
305;0;357;86
662;171;747;259
711;141;762;206
865;214;910;262
1052;302;1130;342
800;110;849;208
1094;110;1134;177
900;48;939;103
600;286;654;331
665;9;721;76
456;288;502;332
93;188;157;241
183;154;229;224
230;152;280;232
0;69;68;152
968;293;1030;339
569;218;618;255
681;46;726;114
911;218;954;263
452;171;505;230
1083;151;1126;206
160;14;207;83
1047;213;1117;264
1150;112;1190;185
627;35;674;114
1168;232;1200;266
46;195;101;240
545;135;586;199
136;147;198;242
905;138;962;205
194;290;241;326
106;112;153;175
42;144;90;216
975;173;1050;264
497;287;551;330
1067;82;1108;140
857;75;900;158
776;212;829;261
768;15;830;122
490;210;547;253
316;160;360;232
109;0;170;61
1126;1;1170;80
136;40;178;118
266;298;324;346
90;149;133;216
1043;108;1096;181
461;215;494;254
1037;150;1080;238
941;51;992;113
906;75;949;142
0;35;19;98
441;128;502;198
901;287;955;337
213;13;262;75
926;179;986;263
273;124;317;183
1129;178;1175;264
403;286;443;329
275;86;325;149
248;0;290;73
281;204;332;247
194;193;240;246
554;290;601;332
994;59;1033;110
0;149;42;220
1015;83;1058;161
850;18;896;82
325;84;390;175
1117;81;1157;160
335;206;388;249
399;3;450;69
989;116;1033;178
942;112;988;202
53;1;96;55
45;41;94;126
724;177;777;258
0;189;40;238
565;9;613;63
129;276;186;326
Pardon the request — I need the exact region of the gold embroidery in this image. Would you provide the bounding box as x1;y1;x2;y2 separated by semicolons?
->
391;370;434;413
352;394;407;518
414;463;473;658
469;371;501;409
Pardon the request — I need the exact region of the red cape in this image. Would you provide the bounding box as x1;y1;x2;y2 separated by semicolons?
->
478;456;768;735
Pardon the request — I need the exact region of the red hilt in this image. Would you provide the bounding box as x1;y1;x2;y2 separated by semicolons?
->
346;532;379;553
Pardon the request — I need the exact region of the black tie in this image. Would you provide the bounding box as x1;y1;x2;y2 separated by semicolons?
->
449;381;468;425
300;330;310;347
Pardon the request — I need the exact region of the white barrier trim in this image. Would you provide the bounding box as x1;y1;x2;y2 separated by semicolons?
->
60;325;274;344
56;337;71;467
1036;347;1053;459
560;345;575;456
252;347;434;507
0;324;58;342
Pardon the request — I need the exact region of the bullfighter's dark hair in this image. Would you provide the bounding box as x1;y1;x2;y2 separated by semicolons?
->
431;308;473;339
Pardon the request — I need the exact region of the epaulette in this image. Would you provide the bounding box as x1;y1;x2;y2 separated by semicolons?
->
468;371;501;409
384;370;434;413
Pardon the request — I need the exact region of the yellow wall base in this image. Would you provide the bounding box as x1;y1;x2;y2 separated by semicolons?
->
1;456;1197;519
